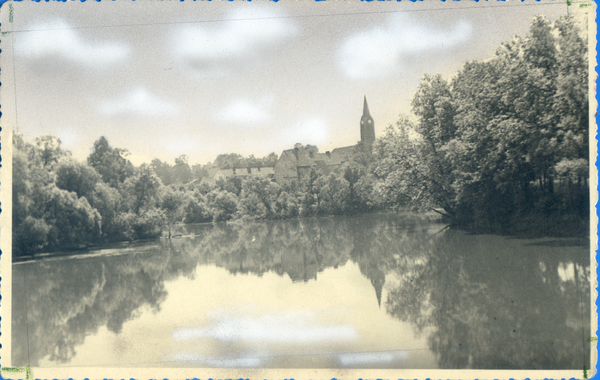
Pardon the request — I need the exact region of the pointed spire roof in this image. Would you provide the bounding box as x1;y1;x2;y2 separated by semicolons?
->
371;278;383;308
363;95;371;117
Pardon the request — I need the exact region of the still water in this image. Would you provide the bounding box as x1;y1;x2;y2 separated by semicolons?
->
12;213;591;369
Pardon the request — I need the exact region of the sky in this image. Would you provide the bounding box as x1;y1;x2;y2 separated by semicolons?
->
3;0;574;166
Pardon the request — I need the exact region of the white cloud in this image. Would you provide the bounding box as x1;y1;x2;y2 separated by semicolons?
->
55;128;81;148
215;98;272;125
16;19;129;67
175;8;297;64
339;15;473;79
280;117;329;146
98;88;179;118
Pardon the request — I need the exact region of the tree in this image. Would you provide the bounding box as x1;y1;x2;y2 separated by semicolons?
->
373;116;436;211
238;193;269;220
35;135;68;168
372;14;589;230
552;15;589;188
87;136;134;188
313;173;351;215
274;191;299;219
87;181;124;241
191;164;208;182
239;177;280;218
38;186;102;250
261;152;279;168
55;158;100;199
173;155;192;184
160;187;186;238
123;164;162;214
214;153;244;169
183;192;213;224
207;189;239;222
13;216;50;257
151;158;174;186
12;134;103;256
117;209;165;240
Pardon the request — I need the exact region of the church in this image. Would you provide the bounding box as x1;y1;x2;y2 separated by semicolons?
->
274;96;375;185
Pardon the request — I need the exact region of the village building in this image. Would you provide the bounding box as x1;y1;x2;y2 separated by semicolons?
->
274;96;375;185
200;166;275;186
200;97;375;187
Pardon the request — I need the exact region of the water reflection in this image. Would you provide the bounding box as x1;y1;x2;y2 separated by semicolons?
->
12;213;590;369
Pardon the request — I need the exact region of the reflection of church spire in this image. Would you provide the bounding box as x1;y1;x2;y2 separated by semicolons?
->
357;260;386;308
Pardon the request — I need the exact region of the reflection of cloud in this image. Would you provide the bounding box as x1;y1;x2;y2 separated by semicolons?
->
279;117;329;146
215;98;272;125
337;351;408;366
16;19;129;67
339;15;472;79
175;8;297;71
173;354;262;368
173;311;357;344
98;88;179;118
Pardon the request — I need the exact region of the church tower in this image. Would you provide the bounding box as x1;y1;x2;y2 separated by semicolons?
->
360;96;375;146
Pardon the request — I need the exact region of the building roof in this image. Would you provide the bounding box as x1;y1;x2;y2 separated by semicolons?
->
253;167;275;176
331;145;356;157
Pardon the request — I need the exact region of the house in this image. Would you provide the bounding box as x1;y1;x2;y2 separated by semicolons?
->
201;166;275;186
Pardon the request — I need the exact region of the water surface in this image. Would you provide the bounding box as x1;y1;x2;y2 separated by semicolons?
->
12;213;591;369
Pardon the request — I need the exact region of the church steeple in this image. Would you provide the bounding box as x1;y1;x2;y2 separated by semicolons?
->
363;95;371;116
360;95;375;146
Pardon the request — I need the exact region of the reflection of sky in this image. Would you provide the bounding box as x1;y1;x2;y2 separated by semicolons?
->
172;311;358;343
38;262;435;368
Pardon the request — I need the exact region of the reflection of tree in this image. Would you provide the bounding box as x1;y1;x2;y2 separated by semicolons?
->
385;230;591;369
13;213;590;369
175;218;355;283
12;243;199;366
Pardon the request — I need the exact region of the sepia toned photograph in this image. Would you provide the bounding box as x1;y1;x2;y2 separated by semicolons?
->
0;0;596;378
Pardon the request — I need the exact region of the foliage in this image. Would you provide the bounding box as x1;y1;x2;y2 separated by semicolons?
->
372;14;588;229
159;187;186;238
183;192;213;224
313;173;351;215
207;190;239;222
123;164;162;214
55;158;100;199
118;209;166;241
87;136;134;188
239;177;280;218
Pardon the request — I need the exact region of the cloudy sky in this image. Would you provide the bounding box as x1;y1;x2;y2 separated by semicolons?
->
4;0;571;165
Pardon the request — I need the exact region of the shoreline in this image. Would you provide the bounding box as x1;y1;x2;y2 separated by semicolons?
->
13;210;591;264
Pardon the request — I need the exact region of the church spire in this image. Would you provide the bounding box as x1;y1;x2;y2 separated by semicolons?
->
360;96;375;146
363;95;370;117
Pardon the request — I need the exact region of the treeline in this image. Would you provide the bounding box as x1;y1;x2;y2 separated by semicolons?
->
150;151;279;186
372;14;589;234
12;134;381;257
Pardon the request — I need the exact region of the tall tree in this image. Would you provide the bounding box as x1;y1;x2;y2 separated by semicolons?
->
87;136;134;188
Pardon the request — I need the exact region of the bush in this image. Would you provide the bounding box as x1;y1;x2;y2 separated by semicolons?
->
274;191;299;219
238;193;268;220
117;209;165;240
183;196;213;223
13;216;50;257
207;190;239;222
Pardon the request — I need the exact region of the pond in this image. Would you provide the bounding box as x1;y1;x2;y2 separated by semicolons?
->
11;213;591;369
